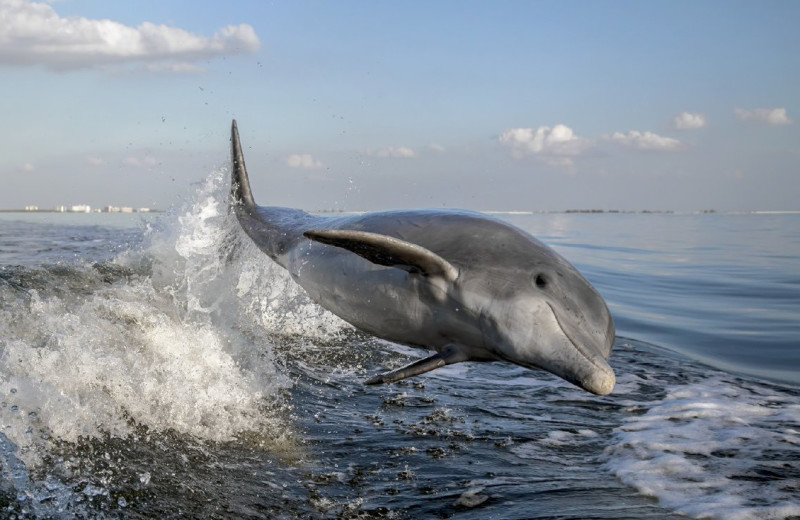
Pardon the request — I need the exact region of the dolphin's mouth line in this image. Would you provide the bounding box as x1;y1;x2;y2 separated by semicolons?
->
546;302;611;374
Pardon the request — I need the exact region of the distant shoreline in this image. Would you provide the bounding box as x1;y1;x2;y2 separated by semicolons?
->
1;209;798;216
0;209;163;214
313;209;800;216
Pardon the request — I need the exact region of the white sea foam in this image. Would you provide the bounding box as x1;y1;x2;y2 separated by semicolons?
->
604;375;800;519
0;168;348;467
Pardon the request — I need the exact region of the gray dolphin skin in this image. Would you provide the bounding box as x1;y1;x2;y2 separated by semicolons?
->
229;120;616;395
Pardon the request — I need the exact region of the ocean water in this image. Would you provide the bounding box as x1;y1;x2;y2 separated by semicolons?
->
1;170;799;519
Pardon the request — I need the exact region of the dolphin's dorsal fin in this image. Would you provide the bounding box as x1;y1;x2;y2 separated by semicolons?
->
230;120;256;208
304;229;459;282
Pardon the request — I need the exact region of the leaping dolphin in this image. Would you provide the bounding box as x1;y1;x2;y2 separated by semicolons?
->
229;120;616;395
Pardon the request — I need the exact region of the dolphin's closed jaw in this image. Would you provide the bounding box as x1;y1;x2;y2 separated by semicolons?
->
587;317;617;395
545;301;616;395
544;353;615;396
506;340;616;395
565;332;615;395
578;359;615;396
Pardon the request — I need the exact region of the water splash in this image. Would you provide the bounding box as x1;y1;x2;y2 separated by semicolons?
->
0;168;347;472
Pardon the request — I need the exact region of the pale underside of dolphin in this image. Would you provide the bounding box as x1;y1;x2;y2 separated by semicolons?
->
229;120;616;395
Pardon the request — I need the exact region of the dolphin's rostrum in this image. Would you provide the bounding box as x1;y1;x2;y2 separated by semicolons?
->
230;120;616;395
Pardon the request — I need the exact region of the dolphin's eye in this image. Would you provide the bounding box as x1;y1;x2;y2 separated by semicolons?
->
534;274;547;288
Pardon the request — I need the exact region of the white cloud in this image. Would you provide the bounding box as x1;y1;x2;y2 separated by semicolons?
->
123;156;157;168
20;162;34;172
367;146;417;158
540;156;576;168
608;130;681;151
672;112;706;130
286;154;323;170
145;62;206;74
734;108;792;125
0;0;260;71
86;156;106;166
429;143;445;153
499;124;590;166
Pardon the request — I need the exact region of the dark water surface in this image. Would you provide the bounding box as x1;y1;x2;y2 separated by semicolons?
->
1;172;798;519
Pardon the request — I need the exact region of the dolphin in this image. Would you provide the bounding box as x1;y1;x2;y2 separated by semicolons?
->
229;120;616;395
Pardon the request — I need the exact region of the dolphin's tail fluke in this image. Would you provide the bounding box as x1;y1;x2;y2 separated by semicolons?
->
231;120;256;208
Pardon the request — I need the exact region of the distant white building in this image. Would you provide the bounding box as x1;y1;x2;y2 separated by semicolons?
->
138;208;152;213
55;205;67;212
106;206;121;213
70;205;91;213
24;205;38;211
120;207;134;213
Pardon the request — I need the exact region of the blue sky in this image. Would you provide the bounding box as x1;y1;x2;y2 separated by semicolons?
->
1;0;798;211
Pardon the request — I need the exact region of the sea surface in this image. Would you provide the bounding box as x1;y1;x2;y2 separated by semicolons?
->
1;170;799;519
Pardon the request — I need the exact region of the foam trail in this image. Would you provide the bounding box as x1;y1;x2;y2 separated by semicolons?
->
604;375;800;520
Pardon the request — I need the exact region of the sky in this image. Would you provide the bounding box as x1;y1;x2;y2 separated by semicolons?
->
0;0;798;212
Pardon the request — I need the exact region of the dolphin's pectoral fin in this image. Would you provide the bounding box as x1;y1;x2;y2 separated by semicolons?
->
304;229;458;282
364;344;470;385
364;354;445;385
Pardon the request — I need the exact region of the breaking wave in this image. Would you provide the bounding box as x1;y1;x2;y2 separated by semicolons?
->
0;168;349;471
